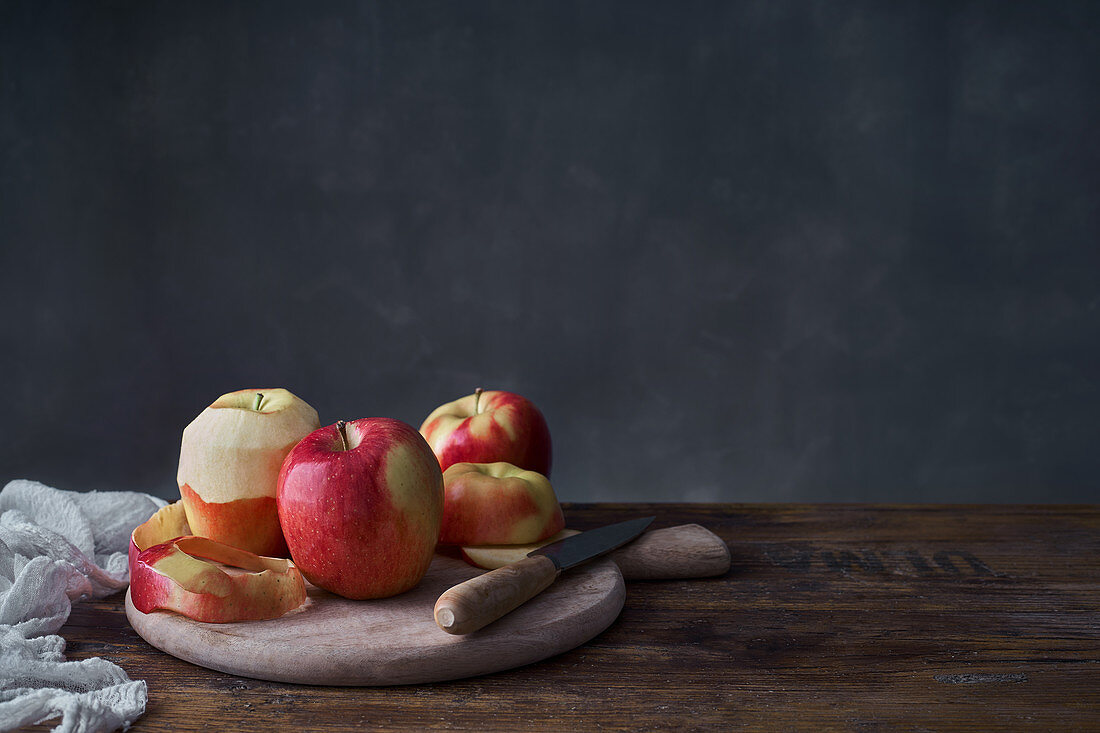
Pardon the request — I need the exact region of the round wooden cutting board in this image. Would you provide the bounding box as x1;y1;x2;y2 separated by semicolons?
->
125;553;625;686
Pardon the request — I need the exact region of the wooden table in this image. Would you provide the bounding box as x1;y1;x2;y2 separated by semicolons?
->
38;503;1100;731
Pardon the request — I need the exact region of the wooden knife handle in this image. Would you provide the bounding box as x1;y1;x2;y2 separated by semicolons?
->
611;524;731;580
435;554;559;635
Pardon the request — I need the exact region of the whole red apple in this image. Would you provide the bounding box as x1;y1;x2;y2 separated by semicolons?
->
276;418;443;600
419;389;552;475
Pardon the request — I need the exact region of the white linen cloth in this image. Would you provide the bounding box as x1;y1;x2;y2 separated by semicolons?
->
0;479;166;732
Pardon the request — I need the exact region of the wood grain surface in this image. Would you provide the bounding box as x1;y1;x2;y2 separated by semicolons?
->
125;554;623;685
609;523;731;580
30;503;1100;731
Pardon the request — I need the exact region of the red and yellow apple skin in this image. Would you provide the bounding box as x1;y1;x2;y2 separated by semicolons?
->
177;388;320;557
419;389;552;476
128;502;306;623
129;500;192;572
460;529;581;570
276;418;444;600
439;462;565;546
130;536;306;623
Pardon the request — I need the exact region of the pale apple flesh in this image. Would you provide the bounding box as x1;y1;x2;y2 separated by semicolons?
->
419;390;552;476
277;418;444;601
128;500;306;623
439;462;565;546
459;529;581;569
177;387;320;556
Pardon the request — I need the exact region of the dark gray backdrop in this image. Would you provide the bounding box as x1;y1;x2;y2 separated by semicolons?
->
2;1;1098;503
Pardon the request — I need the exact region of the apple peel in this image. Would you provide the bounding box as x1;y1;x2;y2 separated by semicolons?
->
130;535;306;623
129;500;305;623
460;529;581;569
129;499;192;571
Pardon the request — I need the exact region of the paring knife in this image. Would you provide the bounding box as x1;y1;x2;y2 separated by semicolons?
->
434;516;655;635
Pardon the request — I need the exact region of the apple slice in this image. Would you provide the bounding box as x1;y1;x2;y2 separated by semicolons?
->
439;462;565;546
130;535;306;623
459;529;581;569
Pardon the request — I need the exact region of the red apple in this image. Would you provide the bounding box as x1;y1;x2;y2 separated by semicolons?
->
177;388;320;557
419;389;552;475
276;418;443;600
439;462;565;545
130;536;306;623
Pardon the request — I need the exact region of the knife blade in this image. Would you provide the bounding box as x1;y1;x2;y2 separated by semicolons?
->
434;516;655;635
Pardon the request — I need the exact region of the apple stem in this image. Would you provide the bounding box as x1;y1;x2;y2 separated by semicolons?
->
474;387;484;414
336;420;349;451
253;393;264;411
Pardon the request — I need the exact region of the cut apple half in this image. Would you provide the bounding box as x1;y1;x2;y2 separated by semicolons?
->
128;500;306;623
459;528;582;570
